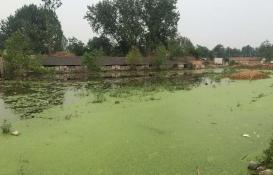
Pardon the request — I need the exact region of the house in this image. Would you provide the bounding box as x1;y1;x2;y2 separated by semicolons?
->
214;58;224;65
41;55;86;73
190;60;205;69
229;57;262;65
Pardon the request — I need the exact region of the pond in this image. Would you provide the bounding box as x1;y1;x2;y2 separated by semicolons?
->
0;70;273;175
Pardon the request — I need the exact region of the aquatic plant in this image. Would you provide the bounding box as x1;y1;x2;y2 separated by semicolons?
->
261;139;273;168
0;119;12;134
92;93;106;103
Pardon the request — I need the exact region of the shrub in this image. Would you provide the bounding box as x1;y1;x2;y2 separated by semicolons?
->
127;47;142;69
0;119;12;134
83;49;103;72
92;93;106;103
154;46;168;69
261;139;273;168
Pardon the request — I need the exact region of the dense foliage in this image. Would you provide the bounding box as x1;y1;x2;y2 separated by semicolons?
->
154;46;168;69
3;32;43;77
85;0;180;55
83;50;103;72
87;36;113;56
126;47;142;68
67;37;86;56
0;4;64;54
261;138;273;168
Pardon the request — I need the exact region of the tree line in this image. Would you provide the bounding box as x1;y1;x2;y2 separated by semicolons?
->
1;0;273;76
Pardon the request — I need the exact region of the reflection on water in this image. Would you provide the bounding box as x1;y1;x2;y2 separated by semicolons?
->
0;71;225;120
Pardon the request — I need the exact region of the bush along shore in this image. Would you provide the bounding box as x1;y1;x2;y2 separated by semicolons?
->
248;139;273;175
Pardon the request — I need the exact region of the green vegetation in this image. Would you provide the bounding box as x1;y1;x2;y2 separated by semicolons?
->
92;92;106;103
126;47;142;69
83;49;103;72
67;37;86;56
0;3;64;53
261;139;273;168
1;75;273;175
168;36;195;58
3;32;44;78
85;0;179;55
154;46;168;69
0;119;12;134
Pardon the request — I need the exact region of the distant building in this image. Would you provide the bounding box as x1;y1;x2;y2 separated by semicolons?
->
41;54;198;72
214;58;224;65
42;55;86;73
190;60;205;69
229;57;262;65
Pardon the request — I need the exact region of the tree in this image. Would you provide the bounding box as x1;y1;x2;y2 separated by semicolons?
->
213;44;226;58
126;47;142;69
0;4;64;53
3;32;38;77
87;36;113;56
41;0;62;11
67;37;86;56
154;46;167;69
195;45;213;59
83;50;103;72
85;0;180;55
241;45;256;57
168;36;195;58
258;41;273;61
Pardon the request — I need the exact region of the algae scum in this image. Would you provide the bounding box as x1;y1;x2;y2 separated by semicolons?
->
0;72;273;175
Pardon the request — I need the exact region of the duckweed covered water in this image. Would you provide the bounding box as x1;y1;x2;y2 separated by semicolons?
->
0;73;273;175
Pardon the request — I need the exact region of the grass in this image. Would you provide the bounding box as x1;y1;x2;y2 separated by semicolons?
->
0;119;12;134
0;76;273;175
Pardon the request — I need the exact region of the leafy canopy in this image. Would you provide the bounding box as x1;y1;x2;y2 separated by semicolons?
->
4;32;40;77
83;50;103;72
0;4;64;53
67;37;86;56
154;45;168;69
85;0;180;55
126;47;142;67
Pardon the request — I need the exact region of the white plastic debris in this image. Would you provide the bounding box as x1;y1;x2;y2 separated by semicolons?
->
243;134;251;138
11;130;20;136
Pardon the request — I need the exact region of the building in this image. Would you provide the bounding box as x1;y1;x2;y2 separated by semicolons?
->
42;54;197;72
42;55;86;73
214;58;224;65
190;60;205;69
229;57;262;65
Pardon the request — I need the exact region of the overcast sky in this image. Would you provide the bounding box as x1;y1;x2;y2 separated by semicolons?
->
1;0;273;49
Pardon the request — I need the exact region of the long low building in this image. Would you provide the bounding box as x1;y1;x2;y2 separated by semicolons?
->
229;57;263;65
41;55;200;72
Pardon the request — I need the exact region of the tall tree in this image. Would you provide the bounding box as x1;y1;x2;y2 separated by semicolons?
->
241;45;256;57
258;41;273;61
168;36;194;58
0;4;64;53
67;37;86;56
213;44;226;58
87;36;113;55
41;0;62;11
85;0;180;55
4;32;32;76
41;0;63;54
195;45;213;59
